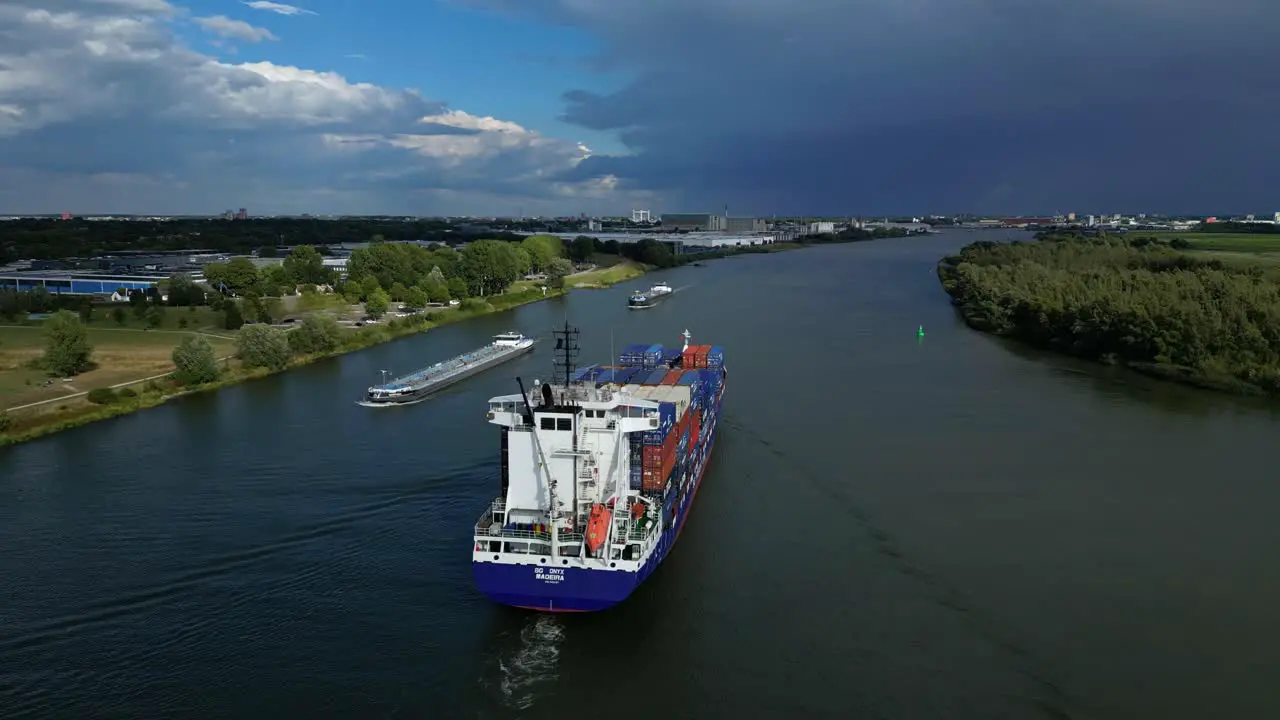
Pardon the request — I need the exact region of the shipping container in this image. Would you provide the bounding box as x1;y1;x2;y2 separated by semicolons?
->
661;347;683;365
593;368;617;385
614;367;642;384
571;364;600;383
661;369;684;385
707;345;725;368
641;451;677;492
635;368;663;385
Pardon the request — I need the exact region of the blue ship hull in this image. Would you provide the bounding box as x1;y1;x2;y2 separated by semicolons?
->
472;390;722;613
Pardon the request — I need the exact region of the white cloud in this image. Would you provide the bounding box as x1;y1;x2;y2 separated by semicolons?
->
0;0;646;215
242;1;315;16
194;15;276;43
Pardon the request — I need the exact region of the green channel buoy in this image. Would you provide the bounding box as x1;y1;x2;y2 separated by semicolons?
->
917;325;924;337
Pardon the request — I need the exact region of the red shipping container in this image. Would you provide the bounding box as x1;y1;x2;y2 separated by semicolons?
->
641;451;677;491
690;410;701;444
661;369;683;385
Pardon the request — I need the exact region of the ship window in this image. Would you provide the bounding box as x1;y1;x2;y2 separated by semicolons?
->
540;417;555;430
556;418;572;431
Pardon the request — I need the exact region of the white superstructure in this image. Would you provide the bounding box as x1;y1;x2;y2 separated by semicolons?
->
475;380;687;572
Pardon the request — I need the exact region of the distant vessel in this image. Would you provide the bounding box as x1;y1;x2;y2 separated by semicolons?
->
472;325;726;612
627;281;673;309
358;331;535;407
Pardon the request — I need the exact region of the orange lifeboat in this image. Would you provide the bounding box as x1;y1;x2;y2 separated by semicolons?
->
585;503;612;555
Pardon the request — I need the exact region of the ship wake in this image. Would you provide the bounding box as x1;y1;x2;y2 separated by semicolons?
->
496;615;564;711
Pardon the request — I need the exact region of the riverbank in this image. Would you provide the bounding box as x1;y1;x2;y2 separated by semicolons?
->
937;233;1280;398
0;286;565;447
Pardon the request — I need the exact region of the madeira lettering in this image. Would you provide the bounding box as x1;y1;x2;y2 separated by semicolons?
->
534;567;565;584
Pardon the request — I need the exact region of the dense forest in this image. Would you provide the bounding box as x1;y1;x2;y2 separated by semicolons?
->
0;218;538;262
937;232;1280;395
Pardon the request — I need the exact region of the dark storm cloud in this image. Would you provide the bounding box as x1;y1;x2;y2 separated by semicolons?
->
466;0;1280;213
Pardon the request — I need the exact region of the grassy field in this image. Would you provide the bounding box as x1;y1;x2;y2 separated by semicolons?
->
0;324;238;408
568;260;648;288
1137;232;1280;262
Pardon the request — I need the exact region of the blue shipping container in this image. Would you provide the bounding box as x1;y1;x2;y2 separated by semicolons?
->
661;347;682;364
571;364;600;382
594;368;617;385
675;372;698;386
614;367;641;384
642;368;669;385
641;401;677;444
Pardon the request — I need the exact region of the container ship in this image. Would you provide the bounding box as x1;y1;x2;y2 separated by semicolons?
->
627;281;673;309
358;331;535;407
472;323;725;612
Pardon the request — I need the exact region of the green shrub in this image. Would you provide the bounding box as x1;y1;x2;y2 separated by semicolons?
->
86;387;117;405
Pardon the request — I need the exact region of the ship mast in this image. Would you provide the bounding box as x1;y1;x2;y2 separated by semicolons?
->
547;320;582;557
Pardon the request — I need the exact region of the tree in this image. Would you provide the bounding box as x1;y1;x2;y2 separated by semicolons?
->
203;257;260;295
236;324;291;370
461;239;521;296
423;266;450;303
639;240;675;267
283;245;332;285
403;286;428;310
167;273;205;306
521;234;563;272
145;304;165;328
258;265;290;296
389;282;408;302
360;275;381;301
42;310;93;376
447;276;468;300
130;290;149;318
513;246;533;277
172;335;220;385
223;301;244;330
78;302;93;323
569;235;596;262
545;257;574;289
287;314;342;355
111;307;126;325
365;288;390;319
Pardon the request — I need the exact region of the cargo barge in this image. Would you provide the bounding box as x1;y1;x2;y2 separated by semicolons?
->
358;331;535;407
472;325;726;612
627;281;673;309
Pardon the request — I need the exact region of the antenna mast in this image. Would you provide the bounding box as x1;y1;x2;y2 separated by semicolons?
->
551;319;580;403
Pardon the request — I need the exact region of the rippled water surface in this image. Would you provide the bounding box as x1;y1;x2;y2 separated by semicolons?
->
3;231;1278;719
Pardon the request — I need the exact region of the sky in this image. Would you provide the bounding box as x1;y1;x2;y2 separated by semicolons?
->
1;0;1278;217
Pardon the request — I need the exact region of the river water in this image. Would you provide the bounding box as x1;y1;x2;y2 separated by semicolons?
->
1;230;1277;719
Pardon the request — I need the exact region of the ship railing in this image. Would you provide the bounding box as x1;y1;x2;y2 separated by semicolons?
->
474;499;563;544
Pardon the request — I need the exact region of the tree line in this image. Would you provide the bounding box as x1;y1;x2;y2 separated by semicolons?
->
937;231;1280;394
0;217;585;262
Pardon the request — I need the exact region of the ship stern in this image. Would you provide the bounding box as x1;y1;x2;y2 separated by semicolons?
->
471;559;641;612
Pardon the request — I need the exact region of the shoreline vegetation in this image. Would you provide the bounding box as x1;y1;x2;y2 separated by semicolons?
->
938;229;1280;397
0;229;880;447
0;225;911;446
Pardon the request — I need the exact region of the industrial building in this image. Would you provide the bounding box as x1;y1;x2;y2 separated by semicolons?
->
0;271;174;296
529;231;776;255
660;214;727;232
